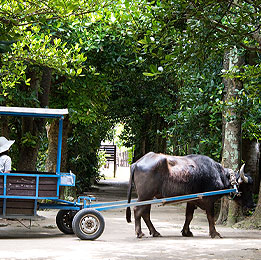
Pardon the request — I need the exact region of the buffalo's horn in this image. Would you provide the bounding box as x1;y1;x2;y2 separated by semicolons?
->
239;164;248;183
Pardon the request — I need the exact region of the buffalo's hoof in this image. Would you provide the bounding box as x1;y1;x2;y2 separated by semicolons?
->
181;229;193;237
210;232;222;238
152;231;161;237
137;232;145;238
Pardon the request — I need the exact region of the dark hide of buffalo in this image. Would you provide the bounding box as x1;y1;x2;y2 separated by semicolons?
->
126;152;254;238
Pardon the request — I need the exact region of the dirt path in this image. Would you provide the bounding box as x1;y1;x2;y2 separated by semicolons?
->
0;180;260;260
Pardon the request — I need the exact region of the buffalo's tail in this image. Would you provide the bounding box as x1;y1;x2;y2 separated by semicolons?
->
126;164;135;223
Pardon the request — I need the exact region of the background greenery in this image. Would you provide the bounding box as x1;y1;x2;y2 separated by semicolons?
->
1;1;260;195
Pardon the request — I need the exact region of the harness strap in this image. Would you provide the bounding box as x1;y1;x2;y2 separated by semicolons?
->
229;169;237;186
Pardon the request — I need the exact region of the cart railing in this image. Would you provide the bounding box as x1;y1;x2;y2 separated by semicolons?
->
0;171;75;200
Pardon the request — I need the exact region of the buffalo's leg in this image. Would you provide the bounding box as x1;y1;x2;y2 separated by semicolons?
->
134;205;145;238
206;204;222;238
141;204;161;237
181;203;196;237
134;204;160;238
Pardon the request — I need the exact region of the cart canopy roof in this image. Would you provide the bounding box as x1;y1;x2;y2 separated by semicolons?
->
0;106;68;118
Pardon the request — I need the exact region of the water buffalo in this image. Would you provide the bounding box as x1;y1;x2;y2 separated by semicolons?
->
126;152;254;238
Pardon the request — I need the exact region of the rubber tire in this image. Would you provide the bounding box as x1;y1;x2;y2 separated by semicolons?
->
72;209;105;240
56;210;76;234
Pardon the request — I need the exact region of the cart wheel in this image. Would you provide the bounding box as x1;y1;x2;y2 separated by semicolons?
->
72;209;105;240
56;210;77;234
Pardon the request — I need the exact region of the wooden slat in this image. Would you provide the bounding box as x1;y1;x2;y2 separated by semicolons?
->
0;175;58;197
38;177;57;197
7;201;35;209
7;190;36;196
6;176;36;196
6;208;34;215
39;177;57;185
39;184;57;191
7;176;36;184
38;190;57;197
0;199;35;216
0;199;3;215
7;184;36;190
0;176;3;195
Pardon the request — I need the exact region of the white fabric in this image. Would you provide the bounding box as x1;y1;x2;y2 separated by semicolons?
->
0;155;12;172
0;106;68;115
60;174;74;185
0;137;15;153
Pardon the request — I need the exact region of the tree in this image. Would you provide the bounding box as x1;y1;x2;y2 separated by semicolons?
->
1;0;260;213
0;0;102;171
217;48;245;225
119;0;260;227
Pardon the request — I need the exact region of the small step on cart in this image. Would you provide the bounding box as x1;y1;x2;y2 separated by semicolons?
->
0;106;238;240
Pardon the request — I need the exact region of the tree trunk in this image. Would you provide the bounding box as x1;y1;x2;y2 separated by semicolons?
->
45;116;71;172
236;179;261;229
246;143;261;227
0;116;9;138
236;141;261;228
133;113;167;162
250;179;261;227
38;67;51;107
217;48;244;225
45;120;59;172
45;116;74;199
242;139;260;194
217;50;231;225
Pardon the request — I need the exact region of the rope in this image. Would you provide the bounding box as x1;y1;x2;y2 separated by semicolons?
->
228;169;241;200
229;169;237;186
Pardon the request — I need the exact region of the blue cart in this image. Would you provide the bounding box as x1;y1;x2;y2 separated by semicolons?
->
0;106;238;240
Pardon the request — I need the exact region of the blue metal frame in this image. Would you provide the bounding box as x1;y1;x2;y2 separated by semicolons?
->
56;118;64;174
0;107;76;218
0;107;67;175
39;199;82;211
0;172;59;200
89;188;238;211
40;188;237;212
0;112;64;118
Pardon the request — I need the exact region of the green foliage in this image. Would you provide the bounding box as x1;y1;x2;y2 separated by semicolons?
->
0;0;106;101
21;132;38;147
115;0;261;159
1;0;260;192
67;120;110;192
97;150;107;171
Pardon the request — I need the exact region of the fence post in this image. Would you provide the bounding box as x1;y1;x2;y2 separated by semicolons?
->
100;145;117;177
113;145;116;178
